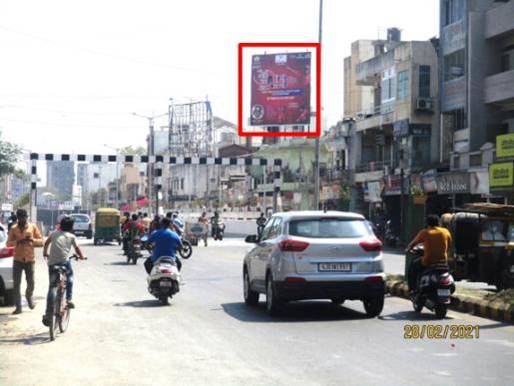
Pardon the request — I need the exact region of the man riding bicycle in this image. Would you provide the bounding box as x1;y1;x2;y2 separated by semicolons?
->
42;216;86;326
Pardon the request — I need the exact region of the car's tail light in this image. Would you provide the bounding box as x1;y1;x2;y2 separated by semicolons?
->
0;247;14;258
279;240;309;252
360;239;382;252
285;277;306;283
365;276;383;283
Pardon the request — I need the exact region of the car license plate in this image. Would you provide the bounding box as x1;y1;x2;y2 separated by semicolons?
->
160;281;172;287
437;289;450;296
318;263;351;272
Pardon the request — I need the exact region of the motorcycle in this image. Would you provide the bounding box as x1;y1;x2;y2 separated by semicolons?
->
384;220;399;247
172;224;193;259
126;237;143;265
408;246;456;319
147;256;181;305
211;219;225;241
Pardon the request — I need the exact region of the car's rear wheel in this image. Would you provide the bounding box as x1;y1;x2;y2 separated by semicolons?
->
266;274;283;317
363;296;384;317
331;297;345;305
243;269;259;306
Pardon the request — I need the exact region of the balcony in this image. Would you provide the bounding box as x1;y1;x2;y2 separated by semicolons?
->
484;69;514;104
485;1;514;39
355;50;395;85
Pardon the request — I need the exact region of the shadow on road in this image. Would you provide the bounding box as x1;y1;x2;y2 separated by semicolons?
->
379;310;455;322
222;301;369;323
0;332;50;346
104;261;135;266
113;300;166;308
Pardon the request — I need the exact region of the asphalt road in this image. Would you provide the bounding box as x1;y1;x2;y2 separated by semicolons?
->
1;239;513;386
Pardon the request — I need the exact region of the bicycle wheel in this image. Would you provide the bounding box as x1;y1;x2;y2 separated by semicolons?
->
59;306;70;333
49;288;59;341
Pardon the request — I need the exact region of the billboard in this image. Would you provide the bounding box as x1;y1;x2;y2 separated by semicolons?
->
496;133;514;158
250;52;311;126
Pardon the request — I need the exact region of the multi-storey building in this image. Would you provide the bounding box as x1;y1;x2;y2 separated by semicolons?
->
46;161;75;201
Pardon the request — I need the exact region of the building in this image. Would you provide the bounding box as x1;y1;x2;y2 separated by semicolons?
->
46;161;75;201
344;29;439;240
439;0;514;207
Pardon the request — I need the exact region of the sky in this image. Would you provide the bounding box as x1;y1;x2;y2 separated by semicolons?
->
0;0;438;155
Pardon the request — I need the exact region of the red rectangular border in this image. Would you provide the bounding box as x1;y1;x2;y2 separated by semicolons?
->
238;42;321;137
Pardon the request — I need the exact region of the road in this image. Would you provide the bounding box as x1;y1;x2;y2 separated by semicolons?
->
1;239;513;386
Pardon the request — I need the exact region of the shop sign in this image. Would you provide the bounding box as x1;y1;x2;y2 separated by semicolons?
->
422;169;438;193
470;170;490;194
364;181;382;203
496;133;514;158
437;172;470;194
489;162;513;188
393;119;409;137
1;203;13;212
383;175;408;196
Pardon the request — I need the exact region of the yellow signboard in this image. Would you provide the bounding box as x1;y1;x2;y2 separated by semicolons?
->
490;162;514;188
496;133;514;158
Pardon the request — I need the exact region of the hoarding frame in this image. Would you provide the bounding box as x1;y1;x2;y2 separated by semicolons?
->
238;42;321;137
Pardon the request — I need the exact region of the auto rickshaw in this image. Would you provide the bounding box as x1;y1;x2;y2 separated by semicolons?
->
94;208;121;245
442;203;514;290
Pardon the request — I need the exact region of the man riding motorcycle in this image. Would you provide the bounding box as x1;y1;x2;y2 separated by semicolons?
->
210;211;224;239
144;217;183;274
405;214;452;292
122;214;145;255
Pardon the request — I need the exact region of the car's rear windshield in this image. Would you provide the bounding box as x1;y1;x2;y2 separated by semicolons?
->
71;215;89;223
288;218;371;238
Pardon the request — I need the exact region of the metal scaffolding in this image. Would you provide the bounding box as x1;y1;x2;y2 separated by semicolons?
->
168;99;214;157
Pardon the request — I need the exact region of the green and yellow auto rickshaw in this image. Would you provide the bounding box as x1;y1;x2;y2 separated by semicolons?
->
442;203;514;290
94;208;121;245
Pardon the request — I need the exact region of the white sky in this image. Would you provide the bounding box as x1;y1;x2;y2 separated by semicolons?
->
0;0;438;155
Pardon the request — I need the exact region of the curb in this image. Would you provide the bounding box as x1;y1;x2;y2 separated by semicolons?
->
386;280;514;324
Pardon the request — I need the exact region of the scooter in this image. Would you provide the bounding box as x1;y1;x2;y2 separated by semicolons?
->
409;246;456;319
147;256;181;305
211;220;225;241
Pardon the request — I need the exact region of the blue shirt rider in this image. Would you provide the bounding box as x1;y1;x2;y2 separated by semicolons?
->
146;217;183;273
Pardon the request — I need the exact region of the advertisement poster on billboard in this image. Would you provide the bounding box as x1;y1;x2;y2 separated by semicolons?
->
250;52;311;126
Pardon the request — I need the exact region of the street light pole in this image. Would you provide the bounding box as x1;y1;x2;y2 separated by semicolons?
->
313;0;323;210
132;112;167;215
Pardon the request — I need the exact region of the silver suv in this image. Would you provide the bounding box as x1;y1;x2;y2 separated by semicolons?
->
243;211;385;317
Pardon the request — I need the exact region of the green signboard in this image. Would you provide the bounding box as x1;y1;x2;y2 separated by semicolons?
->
496;133;514;158
490;162;514;188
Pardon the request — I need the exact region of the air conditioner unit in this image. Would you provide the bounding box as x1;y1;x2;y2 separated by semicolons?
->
416;97;434;112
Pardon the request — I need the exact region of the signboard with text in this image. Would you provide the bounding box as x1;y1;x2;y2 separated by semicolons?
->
250;52;311;126
489;162;514;188
437;172;470;194
496;133;514;158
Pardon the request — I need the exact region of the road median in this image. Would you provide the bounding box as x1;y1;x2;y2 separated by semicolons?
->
386;274;514;324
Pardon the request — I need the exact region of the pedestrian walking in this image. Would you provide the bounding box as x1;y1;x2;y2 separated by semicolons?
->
6;209;43;314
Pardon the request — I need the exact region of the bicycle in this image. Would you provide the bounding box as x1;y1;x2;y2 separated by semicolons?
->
45;254;86;341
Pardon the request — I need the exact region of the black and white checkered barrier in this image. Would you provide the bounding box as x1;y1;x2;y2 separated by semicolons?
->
27;153;282;207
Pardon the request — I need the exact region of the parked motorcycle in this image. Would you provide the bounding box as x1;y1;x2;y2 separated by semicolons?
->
408;246;456;319
147;256;181;305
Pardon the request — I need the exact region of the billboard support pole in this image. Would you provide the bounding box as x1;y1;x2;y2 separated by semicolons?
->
313;0;323;210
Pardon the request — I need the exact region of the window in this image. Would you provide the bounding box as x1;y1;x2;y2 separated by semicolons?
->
444;50;465;81
269;218;283;239
261;218;276;240
443;0;465;26
180;178;184;190
419;65;431;98
288;218;371;239
470;154;482;167
397;70;409;101
445;108;467;132
453;155;460;170
381;68;396;103
502;49;514;72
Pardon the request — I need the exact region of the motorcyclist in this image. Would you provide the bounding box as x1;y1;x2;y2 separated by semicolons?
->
123;214;145;253
405;214;452;293
210;211;223;238
121;212;131;254
256;212;267;237
144;217;183;274
171;212;184;236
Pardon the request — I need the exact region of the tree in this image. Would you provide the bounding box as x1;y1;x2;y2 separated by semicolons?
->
0;130;21;178
119;146;146;156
